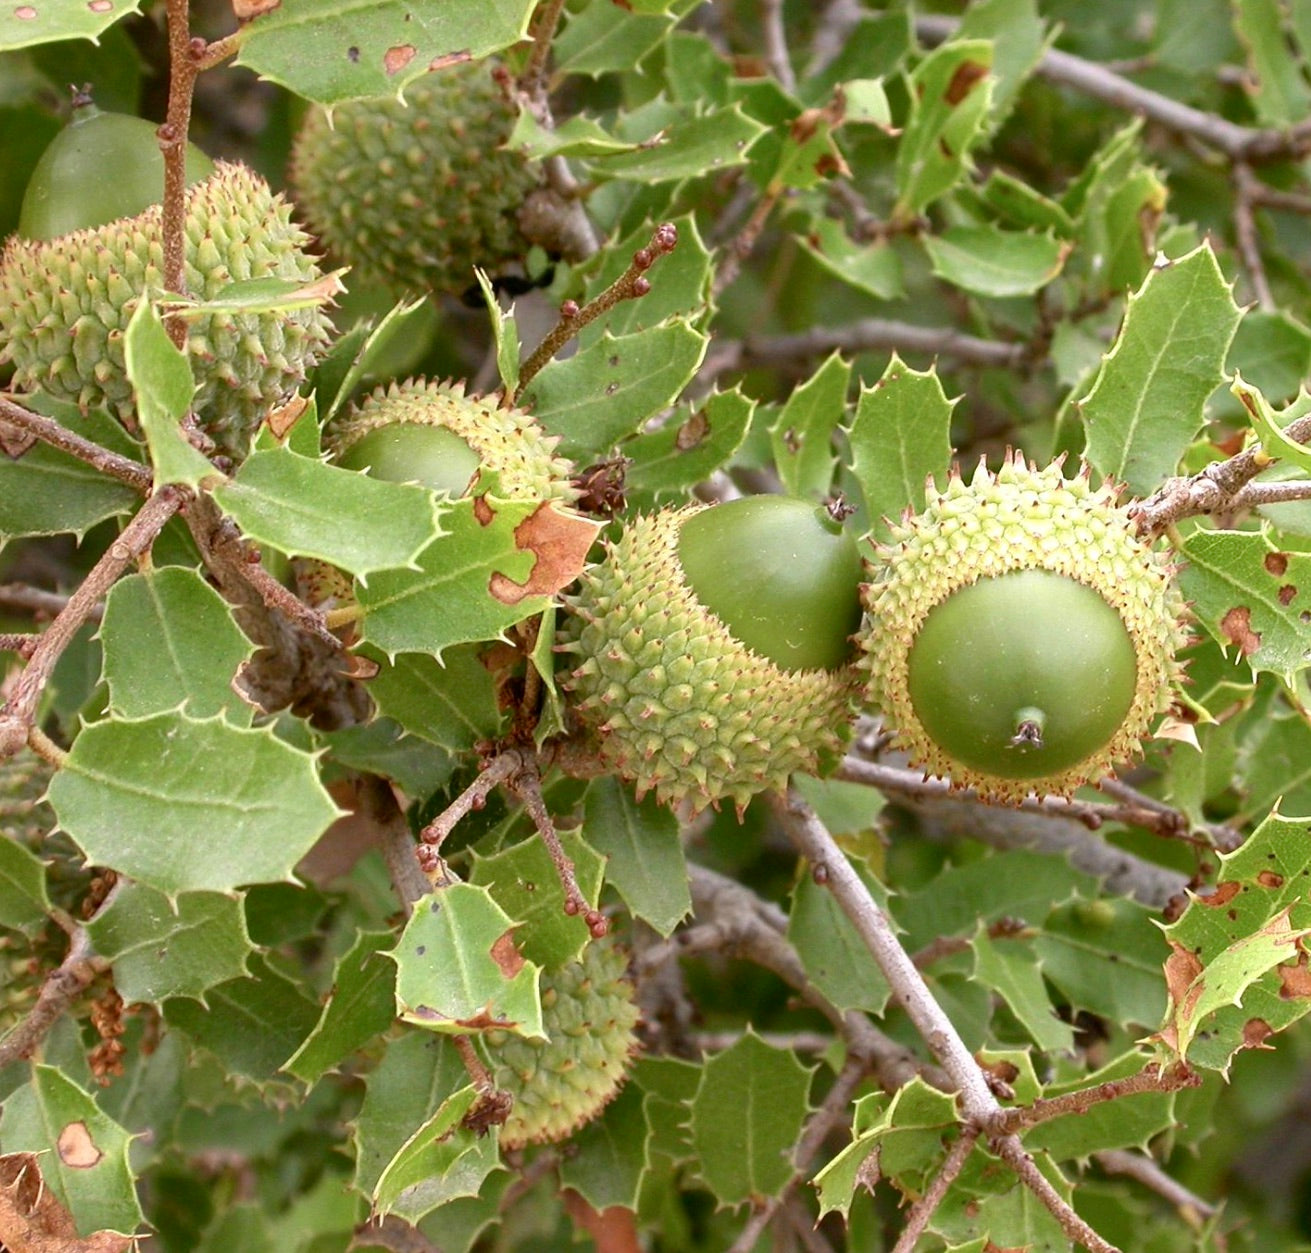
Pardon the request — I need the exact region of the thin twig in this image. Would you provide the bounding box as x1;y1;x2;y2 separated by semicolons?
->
0;585;94;623
1232;163;1275;312
161;0;203;345
760;0;797;93
0;397;153;494
713;187;785;299
1094;1148;1218;1221
990;1136;1121;1253
418;750;525;848
993;1062;1200;1135
522;0;568;99
891;1129;980;1253
1248;184;1311;214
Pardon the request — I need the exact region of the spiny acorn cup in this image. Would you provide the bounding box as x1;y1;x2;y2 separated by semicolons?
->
325;378;575;502
564;495;865;816
0;112;333;459
860;452;1190;803
482;938;640;1150
288;61;543;295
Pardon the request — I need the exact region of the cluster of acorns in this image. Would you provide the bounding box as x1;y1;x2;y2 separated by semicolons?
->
0;75;1193;1150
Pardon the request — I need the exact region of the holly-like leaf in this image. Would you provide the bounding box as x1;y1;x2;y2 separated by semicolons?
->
788;871;891;1015
1233;374;1311;473
624;389;755;502
98;566;255;724
212;446;443;577
0;0;144;51
956;0;1048;131
595;102;766;183
0;1066;143;1237
390;883;543;1037
85;882;252;1004
522;322;708;462
315;295;432;423
1079;244;1242;496
365;646;505;752
558;1083;651;1212
846;355;956;534
0;837;50;935
1177;527;1311;683
470;832;605;970
689;1032;813;1206
474;269;520;395
770;351;849;499
357;497;600;658
797;218;905;300
554;1;674;76
970;924;1075;1053
235;0;535;105
922;224;1069;297
1234;0;1311;125
47;709;343;897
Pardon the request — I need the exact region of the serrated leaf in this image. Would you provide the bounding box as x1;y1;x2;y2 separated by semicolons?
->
163;953;320;1080
1234;0;1311;125
894;40;995;219
474;268;520;395
508;109;639;161
922;225;1069;297
316;295;432;423
123;301;218;490
284;929;398;1084
975;169;1075;234
235;0;535;105
1079;244;1242;495
170;272;345;318
554;1;674;75
582;776;690;937
529;602;566;746
796;217;905;301
1227;312;1311;407
596;102;766;183
390;883;543;1037
1177;527;1311;683
770;352;849;499
98;566;255;724
1234;374;1311;473
357;497;599;657
846;355;956;534
212;446;442;576
558;1083;651;1211
632;1055;699;1165
0;1066;142;1237
788;871;891;1015
366;646;505;752
689;1032;813;1206
522;322;708;462
0;837;50;935
956;0;1048;131
0;398;140;538
86;882;252;1004
469;832;604;970
625;389;755;501
0;0;143;49
47;709;342;896
971;925;1075;1053
930;1145;1073;1249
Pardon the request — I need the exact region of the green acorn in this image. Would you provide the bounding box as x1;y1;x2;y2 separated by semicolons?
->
564;495;865;816
288;62;544;295
0;143;333;459
325;378;575;502
860;452;1190;803
484;938;640;1150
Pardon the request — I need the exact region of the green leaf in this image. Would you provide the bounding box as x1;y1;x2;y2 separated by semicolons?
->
689;1032;813;1206
624;389;755;501
0;0;144;52
315;295;432;423
0;816;50;935
597;102;767;183
1079;244;1242;496
0;398;139;539
356;497;599;657
507;109;640;161
98;566;255;723
522;322;708;462
1177;527;1311;683
846;355;956;534
974;170;1074;234
1234;375;1311;473
956;0;1048;131
212;446;443;577
1234;0;1311;125
554;1;674;76
172;273;344;318
163;953;321;1081
971;924;1075;1053
796;217;905;300
582;776;691;937
235;0;536;106
47;709;342;896
770;352;849;499
0;1065;143;1236
366;646;505;752
470;832;605;970
922;225;1068;298
632;1055;699;1165
787;871;892;1015
123;300;218;490
284;929;398;1084
894;40;995;219
390;883;543;1037
474;268;520;395
558;1083;651;1211
86;882;253;1004
1226;312;1311;408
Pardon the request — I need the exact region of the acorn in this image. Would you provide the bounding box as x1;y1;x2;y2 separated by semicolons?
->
564;495;865;815
0;100;333;459
483;937;640;1150
860;452;1190;803
325;378;575;502
288;61;544;295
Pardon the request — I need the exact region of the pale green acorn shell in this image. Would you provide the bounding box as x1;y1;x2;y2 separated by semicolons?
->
326;377;575;502
289;62;542;294
0;162;332;460
565;507;860;817
860;451;1190;804
484;938;640;1150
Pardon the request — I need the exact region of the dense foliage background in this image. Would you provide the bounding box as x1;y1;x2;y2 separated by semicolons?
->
2;0;1311;1249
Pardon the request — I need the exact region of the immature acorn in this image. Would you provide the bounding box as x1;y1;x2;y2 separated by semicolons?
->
0;98;333;459
564;495;865;815
483;937;640;1149
288;61;545;295
860;452;1190;803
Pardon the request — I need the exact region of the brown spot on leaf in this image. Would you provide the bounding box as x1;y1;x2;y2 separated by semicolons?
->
676;410;709;451
1280;958;1311;1000
1220;606;1261;656
428;49;472;72
87;0;113;10
266;394;309;440
472;495;495;526
490;930;524;978
1279;585;1297;606
383;43;416;74
57;1121;103;1169
231;0;278;20
1258;870;1286;889
1202;881;1241;907
1243;1018;1276;1049
1265;552;1289;577
13;5;37;17
488;503;602;606
1163;941;1204;1022
0;1152;132;1249
944;59;989;105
